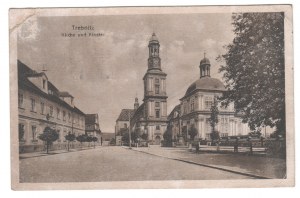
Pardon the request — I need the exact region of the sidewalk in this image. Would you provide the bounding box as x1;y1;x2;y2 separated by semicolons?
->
131;145;286;179
19;146;102;159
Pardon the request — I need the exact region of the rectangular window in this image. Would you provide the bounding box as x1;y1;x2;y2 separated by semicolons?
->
57;129;61;141
156;125;160;130
155;85;160;94
43;79;46;89
57;108;60;119
206;118;211;133
155;102;160;108
30;98;36;112
63;111;66;121
19;123;25;141
18;93;24;108
41;102;45;114
155;78;159;84
68;112;71;122
205;133;211;140
49;106;53;117
205;97;213;110
156;110;160;118
32;126;37;141
191;99;195;112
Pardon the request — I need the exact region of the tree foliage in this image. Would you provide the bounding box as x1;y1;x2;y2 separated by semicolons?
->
76;134;87;145
121;130;139;145
38;126;59;154
19;124;25;142
188;124;198;141
209;97;219;133
210;131;220;145
163;125;173;146
65;132;76;151
218;13;285;136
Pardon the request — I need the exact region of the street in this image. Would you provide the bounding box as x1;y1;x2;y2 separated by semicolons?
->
19;146;253;183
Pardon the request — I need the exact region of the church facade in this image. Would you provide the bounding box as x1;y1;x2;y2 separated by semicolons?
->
129;33;168;145
168;55;250;142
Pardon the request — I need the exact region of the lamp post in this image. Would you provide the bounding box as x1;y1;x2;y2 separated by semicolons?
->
129;111;132;149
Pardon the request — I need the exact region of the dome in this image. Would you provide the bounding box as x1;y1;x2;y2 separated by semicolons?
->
200;57;210;65
184;77;225;96
149;33;159;43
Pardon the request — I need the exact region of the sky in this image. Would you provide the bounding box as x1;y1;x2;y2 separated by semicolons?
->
17;13;235;132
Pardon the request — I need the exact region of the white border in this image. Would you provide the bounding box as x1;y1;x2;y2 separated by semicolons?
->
1;0;299;197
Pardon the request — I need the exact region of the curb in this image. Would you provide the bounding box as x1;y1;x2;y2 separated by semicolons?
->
127;148;271;179
19;146;102;159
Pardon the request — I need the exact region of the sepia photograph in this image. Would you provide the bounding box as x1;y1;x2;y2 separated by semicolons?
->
9;5;294;189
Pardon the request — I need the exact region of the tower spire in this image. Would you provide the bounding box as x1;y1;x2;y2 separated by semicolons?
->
148;33;161;70
199;52;211;78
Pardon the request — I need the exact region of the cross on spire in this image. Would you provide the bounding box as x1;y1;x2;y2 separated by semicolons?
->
204;51;206;58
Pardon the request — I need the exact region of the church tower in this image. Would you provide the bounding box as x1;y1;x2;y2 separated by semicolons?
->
199;52;211;78
134;97;139;110
143;33;168;144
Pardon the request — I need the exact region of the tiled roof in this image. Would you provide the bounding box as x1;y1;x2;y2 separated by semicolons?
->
116;109;134;121
59;91;74;98
167;104;181;121
183;76;225;99
18;60;85;116
26;72;47;78
130;103;145;125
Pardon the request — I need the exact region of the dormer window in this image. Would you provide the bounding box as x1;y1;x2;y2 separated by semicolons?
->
43;79;46;89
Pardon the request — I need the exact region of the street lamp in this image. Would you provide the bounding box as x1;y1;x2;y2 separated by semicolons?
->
129;111;132;149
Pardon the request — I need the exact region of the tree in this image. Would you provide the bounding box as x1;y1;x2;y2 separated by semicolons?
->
141;133;148;141
210;131;220;146
76;134;87;148
19;124;25;142
38;127;59;154
218;13;285;137
121;131;130;145
92;137;98;148
86;135;93;147
121;130;139;145
188;124;198;141
209;97;219;145
163;125;173;147
65;132;76;151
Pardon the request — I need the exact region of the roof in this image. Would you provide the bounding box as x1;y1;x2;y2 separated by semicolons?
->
130;103;145;125
149;32;159;43
18;60;85;116
200;57;210;65
143;69;167;80
167;104;181;121
116;109;135;121
183;76;226;98
59;91;74;98
26;72;47;78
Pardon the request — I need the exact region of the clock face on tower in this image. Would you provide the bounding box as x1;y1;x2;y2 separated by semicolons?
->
153;58;159;67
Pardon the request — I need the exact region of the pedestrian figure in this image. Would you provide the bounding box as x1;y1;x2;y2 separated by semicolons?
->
195;143;200;153
249;142;253;155
234;139;239;153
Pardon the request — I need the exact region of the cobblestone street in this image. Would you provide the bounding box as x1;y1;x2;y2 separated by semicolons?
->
19;146;255;183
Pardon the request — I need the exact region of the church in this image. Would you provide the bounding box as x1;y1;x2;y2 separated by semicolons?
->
168;54;250;142
115;33;168;145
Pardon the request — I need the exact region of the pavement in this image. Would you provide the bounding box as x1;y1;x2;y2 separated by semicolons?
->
19;145;286;181
130;145;286;179
19;146;102;159
19;146;253;183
